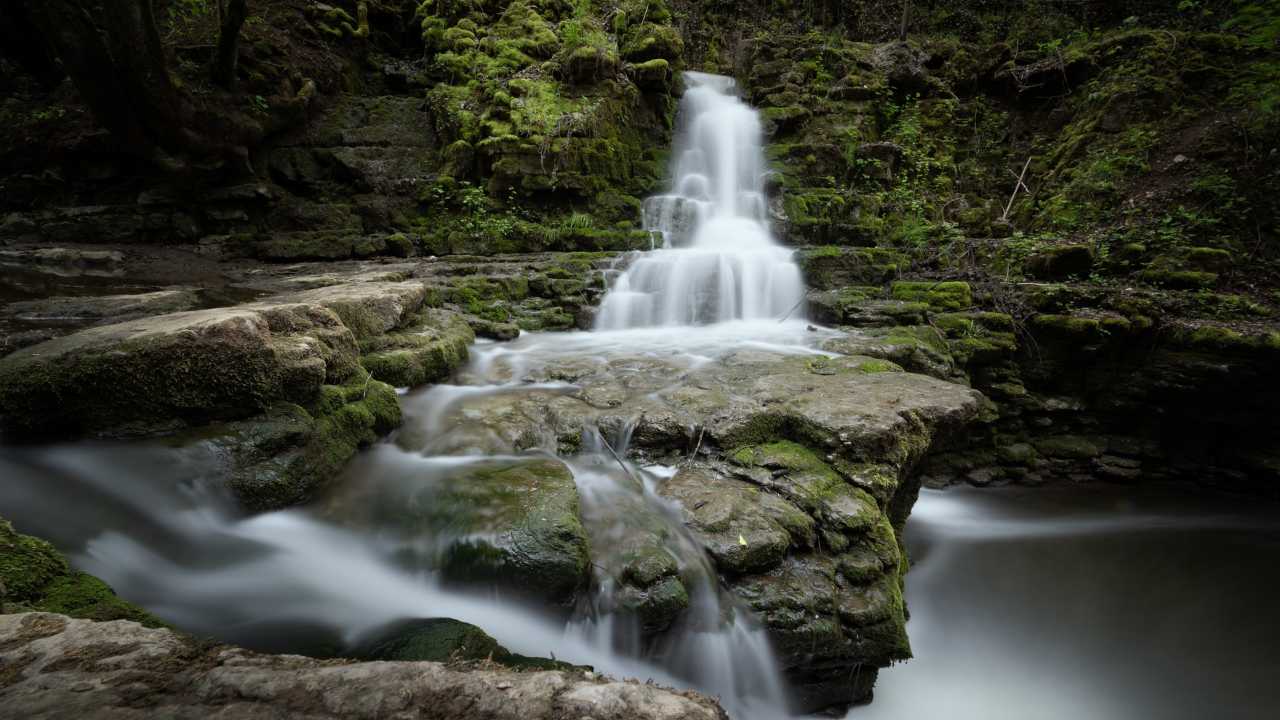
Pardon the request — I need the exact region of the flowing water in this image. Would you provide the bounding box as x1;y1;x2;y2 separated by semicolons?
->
5;70;1279;720
595;71;805;329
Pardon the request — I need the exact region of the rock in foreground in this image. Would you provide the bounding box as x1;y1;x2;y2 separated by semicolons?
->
0;612;727;720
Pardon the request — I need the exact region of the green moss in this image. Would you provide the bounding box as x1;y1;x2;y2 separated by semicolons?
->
890;281;972;310
1;518;162;626
1139;269;1219;289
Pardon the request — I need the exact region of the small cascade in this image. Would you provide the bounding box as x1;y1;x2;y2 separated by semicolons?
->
596;72;806;329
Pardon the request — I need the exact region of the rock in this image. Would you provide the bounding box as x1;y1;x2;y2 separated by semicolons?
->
0;302;360;438
658;465;808;575
1026;244;1095;280
360;308;474;388
322;458;591;608
358;617;577;671
3;289;200;326
0;517;160;626
264;280;430;338
889;280;973;310
855;142;906;183
0;613;727;720
869;41;932;93
0;247;124;274
203;379;403;511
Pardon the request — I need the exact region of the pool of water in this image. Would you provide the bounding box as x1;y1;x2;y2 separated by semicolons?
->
851;485;1280;720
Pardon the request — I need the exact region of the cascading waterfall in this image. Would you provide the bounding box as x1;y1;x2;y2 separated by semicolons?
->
595;71;806;329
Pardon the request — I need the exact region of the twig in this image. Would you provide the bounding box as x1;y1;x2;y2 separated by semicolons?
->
684;426;705;465
777;288;814;323
1002;156;1032;221
598;433;639;485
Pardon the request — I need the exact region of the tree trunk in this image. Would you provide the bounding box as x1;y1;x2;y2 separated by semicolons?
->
212;0;249;89
29;0;152;150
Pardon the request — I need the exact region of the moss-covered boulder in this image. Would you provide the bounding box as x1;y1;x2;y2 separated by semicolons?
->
0;517;160;627
890;281;973;311
360;308;474;388
323;458;591;608
203;377;403;512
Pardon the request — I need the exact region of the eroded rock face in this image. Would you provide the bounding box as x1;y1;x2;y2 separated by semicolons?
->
0;613;727;720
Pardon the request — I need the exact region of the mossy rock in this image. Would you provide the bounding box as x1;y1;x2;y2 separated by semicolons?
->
360;309;474;388
358;617;578;670
0;517;161;626
205;378;403;512
1139;269;1218;289
890;281;973;311
1025;244;1094;280
331;458;591;608
0;303;361;439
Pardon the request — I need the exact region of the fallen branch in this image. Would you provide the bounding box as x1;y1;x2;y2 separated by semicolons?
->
598;433;640;485
1002;156;1033;221
778;288;814;323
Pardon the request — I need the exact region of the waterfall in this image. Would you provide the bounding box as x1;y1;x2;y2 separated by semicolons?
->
595;71;806;329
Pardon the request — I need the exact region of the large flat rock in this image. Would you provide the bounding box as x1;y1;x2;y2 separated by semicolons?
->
0;613;726;720
0;303;358;437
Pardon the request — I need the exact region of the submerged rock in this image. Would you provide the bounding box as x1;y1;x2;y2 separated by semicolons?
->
0;612;727;720
322;458;591;608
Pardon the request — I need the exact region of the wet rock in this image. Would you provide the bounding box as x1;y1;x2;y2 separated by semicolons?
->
821;327;957;380
658;465;809;575
324;458;591;608
204;379;403;511
3;289;200;326
0;612;727;720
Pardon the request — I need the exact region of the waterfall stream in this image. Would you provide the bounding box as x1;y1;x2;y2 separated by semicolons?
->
596;72;805;329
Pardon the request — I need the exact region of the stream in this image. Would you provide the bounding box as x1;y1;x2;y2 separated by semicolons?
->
3;70;1279;720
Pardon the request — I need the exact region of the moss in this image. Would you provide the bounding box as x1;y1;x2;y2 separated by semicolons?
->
890;281;972;310
0;517;67;603
1139;269;1219;289
1;517;162;626
360;311;474;388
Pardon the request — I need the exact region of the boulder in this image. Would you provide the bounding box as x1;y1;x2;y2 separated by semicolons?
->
360;308;474;388
358;617;576;670
322;458;591;608
1026;244;1095;280
0;302;360;437
0;613;727;720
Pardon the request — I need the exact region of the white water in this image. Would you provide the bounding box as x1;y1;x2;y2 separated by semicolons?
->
596;72;805;329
